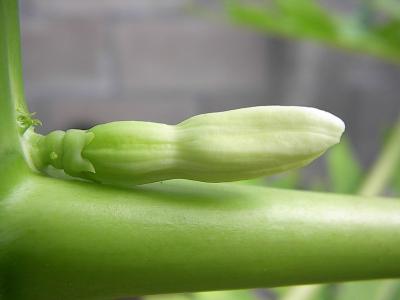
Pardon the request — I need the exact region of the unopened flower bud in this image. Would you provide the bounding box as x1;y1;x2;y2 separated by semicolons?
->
25;106;345;186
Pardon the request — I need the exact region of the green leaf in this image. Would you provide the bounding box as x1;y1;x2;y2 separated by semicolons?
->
226;0;337;41
192;290;258;300
392;168;400;195
145;294;192;300
279;284;335;300
225;0;400;63
336;280;400;300
265;171;300;189
373;0;400;19
237;178;266;186
384;125;400;197
326;136;363;194
359;121;400;196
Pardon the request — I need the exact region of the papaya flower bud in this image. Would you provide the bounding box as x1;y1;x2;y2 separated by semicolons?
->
24;106;345;186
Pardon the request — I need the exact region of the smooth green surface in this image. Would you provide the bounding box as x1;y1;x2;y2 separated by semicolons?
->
1;177;400;299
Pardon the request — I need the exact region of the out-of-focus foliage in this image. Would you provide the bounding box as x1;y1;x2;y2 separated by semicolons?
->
265;170;300;189
279;284;336;300
237;170;299;189
335;280;400;300
145;294;191;300
388;125;400;194
144;290;261;300
190;290;260;300
225;0;400;62
326;137;363;194
393;164;400;194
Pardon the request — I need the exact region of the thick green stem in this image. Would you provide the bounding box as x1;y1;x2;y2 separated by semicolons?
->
1;176;400;299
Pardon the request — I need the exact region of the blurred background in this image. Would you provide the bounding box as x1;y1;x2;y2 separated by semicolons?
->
19;0;400;300
20;0;400;166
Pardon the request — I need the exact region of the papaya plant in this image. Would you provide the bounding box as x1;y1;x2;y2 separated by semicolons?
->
1;1;400;300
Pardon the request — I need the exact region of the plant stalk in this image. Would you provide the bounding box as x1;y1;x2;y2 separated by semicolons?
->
0;0;18;151
0;0;29;173
2;0;28;115
1;176;400;299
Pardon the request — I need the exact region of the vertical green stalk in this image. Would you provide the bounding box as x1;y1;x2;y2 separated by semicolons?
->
0;0;27;158
2;0;28;115
0;0;30;215
0;0;17;152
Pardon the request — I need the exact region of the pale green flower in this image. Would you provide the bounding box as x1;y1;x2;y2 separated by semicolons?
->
24;106;345;186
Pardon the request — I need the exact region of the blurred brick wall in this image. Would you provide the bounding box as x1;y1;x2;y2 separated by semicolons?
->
20;0;400;165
